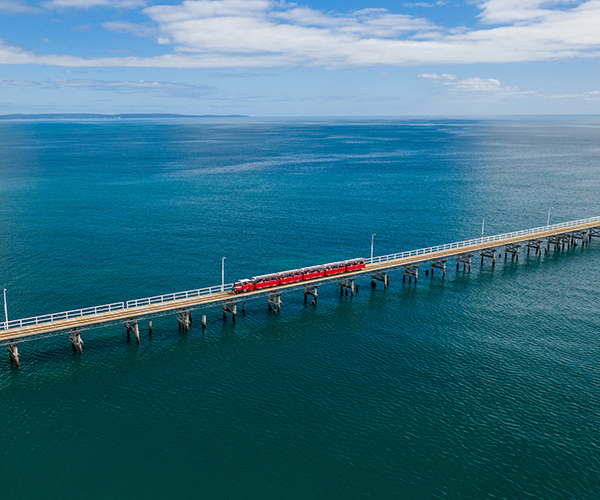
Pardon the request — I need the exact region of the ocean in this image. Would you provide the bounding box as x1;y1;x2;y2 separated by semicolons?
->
1;117;599;499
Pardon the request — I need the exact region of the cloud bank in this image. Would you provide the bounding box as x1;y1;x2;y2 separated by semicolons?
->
2;0;600;68
0;77;214;97
419;72;536;97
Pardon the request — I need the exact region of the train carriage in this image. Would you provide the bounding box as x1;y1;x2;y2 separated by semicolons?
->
301;266;325;280
253;274;280;290
279;269;303;285
233;257;367;294
345;258;366;272
324;261;347;276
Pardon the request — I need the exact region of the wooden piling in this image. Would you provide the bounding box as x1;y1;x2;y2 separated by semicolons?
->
69;330;83;353
126;320;140;343
8;341;20;367
304;285;318;303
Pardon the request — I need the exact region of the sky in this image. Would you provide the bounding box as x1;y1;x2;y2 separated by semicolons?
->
1;0;600;115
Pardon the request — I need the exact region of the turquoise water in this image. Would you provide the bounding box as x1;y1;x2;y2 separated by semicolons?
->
1;118;600;499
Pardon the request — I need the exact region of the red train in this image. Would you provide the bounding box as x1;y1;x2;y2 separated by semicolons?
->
233;258;366;294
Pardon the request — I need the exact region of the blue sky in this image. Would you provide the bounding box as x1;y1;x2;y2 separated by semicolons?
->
1;0;600;115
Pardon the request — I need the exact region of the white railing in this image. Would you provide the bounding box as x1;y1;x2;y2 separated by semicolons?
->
125;283;233;308
3;215;600;332
365;215;600;265
1;283;235;331
2;302;125;331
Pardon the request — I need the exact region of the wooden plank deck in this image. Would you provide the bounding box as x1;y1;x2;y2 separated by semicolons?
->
1;219;599;344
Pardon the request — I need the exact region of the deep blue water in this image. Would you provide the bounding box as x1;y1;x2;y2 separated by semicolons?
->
1;118;600;499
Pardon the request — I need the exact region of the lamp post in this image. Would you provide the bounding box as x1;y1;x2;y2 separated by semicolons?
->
222;257;226;292
3;288;7;329
481;218;485;238
547;207;553;227
371;234;376;261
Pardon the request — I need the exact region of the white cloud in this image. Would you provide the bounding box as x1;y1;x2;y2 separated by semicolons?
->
454;77;505;92
135;0;600;66
103;20;156;37
419;72;535;97
403;1;447;7
50;78;214;96
71;23;92;32
42;0;145;9
419;73;458;80
0;78;41;85
549;89;600;99
209;72;274;77
0;0;41;13
0;77;215;97
141;0;437;60
476;0;581;25
3;0;600;68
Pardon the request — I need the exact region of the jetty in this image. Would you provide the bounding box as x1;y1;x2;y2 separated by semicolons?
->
3;216;600;367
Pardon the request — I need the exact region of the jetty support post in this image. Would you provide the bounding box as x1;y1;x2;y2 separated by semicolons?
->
571;231;588;247
69;329;84;353
526;239;543;255
480;249;497;267
222;302;237;322
7;340;19;367
456;254;473;272
590;228;600;242
267;293;282;313
304;285;318;304
178;309;192;329
202;315;207;329
402;265;419;283
372;271;390;288
431;259;447;277
504;243;521;261
548;235;568;251
125;319;140;343
339;278;355;296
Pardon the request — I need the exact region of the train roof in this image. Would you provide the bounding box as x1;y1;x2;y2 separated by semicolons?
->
251;258;366;279
251;273;281;280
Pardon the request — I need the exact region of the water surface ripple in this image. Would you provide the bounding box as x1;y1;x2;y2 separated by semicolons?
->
1;118;600;499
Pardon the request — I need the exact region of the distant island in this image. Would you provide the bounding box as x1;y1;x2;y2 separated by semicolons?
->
0;113;248;120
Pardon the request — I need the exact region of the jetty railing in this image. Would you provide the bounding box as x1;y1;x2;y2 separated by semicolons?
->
1;284;235;331
366;215;600;265
3;214;600;331
125;284;233;308
2;302;125;330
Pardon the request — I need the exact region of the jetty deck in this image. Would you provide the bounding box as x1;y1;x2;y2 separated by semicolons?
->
3;216;600;366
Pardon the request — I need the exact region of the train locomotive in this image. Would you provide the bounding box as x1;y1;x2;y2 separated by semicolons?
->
233;258;366;294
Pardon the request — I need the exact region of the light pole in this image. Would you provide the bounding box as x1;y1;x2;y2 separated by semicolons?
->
371;234;376;261
547;207;553;227
481;217;485;238
3;288;7;329
222;257;226;292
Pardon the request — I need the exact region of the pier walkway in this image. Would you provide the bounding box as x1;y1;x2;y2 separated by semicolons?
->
3;216;600;365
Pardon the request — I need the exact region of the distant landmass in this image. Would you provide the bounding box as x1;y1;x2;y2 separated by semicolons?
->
0;113;248;120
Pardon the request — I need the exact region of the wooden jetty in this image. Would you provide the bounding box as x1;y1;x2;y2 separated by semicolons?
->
2;216;600;366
